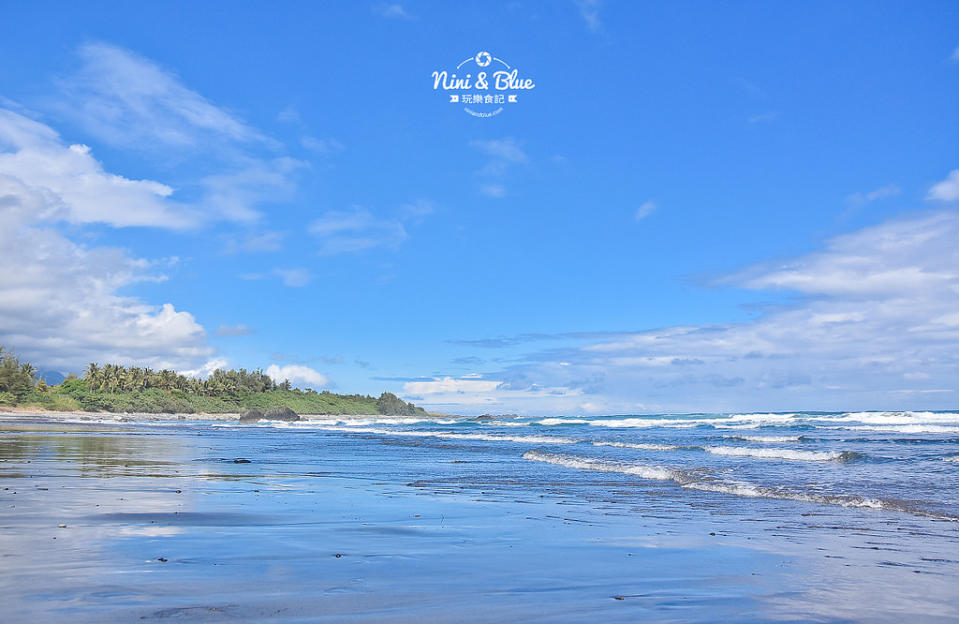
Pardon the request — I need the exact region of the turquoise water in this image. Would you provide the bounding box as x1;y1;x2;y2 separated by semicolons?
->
1;411;958;622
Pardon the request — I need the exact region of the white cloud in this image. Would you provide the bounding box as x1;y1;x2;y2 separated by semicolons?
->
470;137;528;175
222;230;286;254
635;201;656;221
479;183;506;198
747;111;780;124
51;43;304;224
928;169;959;202
399;198;435;220
266;364;330;388
425;208;959;414
469;137;528;197
301;136;345;154
402;374;587;412
273;268;313;287
0;200;212;371
276;106;302;124
950;45;959;62
404;376;502;395
200;157;305;222
575;0;603;34
59;42;268;150
309;208;408;255
847;184;900;205
215;324;253;337
373;3;410;19
180;357;229;379
0;109;198;228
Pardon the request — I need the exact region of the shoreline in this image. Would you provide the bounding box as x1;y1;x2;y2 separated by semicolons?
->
0;408;455;423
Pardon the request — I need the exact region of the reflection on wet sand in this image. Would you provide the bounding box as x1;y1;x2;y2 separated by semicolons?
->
1;419;957;623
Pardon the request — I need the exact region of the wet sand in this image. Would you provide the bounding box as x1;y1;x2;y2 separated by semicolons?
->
1;416;958;622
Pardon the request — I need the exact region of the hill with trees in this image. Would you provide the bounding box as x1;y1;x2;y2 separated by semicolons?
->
0;347;428;416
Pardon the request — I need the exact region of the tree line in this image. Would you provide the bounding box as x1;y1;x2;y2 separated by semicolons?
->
0;346;427;416
82;363;289;396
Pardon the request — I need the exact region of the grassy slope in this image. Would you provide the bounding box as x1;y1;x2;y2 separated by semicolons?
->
6;384;390;415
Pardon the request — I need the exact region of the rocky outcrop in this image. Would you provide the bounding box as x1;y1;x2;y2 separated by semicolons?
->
238;409;264;423
263;406;299;422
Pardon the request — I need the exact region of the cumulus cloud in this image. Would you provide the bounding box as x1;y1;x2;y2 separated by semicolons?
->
266;364;330;388
0;43;313;373
180;357;229;379
309;208;408;255
0;109;197;228
402;375;584;411
404;376;502;395
0;198;211;371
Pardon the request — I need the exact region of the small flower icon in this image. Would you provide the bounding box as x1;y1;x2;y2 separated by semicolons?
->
475;51;492;67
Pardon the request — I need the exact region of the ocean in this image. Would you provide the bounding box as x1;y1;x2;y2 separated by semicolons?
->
1;410;958;621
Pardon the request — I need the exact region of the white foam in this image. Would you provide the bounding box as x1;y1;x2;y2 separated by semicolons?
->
522;451;956;521
724;435;802;443
315;425;579;445
592;441;680;451
944;456;959;464
303;417;460;426
586;418;702;428
522;451;677;480
704;446;845;461
852;425;959;435
836;411;959;425
537;418;589;425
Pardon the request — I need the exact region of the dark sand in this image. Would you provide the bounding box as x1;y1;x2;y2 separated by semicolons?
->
1;416;957;622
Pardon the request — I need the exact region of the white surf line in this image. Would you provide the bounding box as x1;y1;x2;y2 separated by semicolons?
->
523;451;957;521
703;446;849;462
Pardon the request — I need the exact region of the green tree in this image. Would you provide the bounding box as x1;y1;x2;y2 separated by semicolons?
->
0;347;38;401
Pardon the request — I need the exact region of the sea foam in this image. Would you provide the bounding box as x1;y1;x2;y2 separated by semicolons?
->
703;446;851;462
522;451;955;520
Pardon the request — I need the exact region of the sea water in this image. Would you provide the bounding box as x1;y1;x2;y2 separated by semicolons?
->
1;410;958;622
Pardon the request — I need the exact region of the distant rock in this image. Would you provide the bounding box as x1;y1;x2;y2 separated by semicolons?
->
471;413;517;421
263;406;299;422
238;409;264;423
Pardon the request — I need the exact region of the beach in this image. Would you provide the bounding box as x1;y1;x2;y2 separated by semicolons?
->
2;410;958;622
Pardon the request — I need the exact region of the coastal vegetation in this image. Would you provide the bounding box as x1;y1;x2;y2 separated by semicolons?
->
0;347;427;416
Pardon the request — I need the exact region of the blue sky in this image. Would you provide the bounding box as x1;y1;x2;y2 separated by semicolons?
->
1;1;958;414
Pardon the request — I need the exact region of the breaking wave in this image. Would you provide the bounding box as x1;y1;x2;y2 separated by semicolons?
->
703;446;859;462
723;435;804;443
592;441;681;451
522;451;955;521
314;425;580;445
